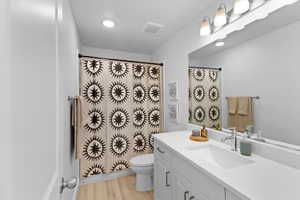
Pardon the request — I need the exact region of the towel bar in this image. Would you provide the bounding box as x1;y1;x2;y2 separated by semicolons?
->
226;96;260;99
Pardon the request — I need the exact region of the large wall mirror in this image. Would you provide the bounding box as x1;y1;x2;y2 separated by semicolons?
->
188;2;300;146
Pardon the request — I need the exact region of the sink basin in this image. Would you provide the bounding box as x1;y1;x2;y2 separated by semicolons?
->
185;144;254;169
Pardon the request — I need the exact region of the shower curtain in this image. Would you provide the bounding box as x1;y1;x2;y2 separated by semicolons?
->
188;67;222;129
78;56;163;178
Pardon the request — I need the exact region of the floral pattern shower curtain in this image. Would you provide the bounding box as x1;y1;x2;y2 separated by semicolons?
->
188;67;222;129
78;56;162;178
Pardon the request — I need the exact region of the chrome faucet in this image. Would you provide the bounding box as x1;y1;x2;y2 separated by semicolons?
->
221;128;238;151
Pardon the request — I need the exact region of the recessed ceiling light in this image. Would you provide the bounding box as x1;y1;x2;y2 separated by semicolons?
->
102;19;115;28
215;41;225;47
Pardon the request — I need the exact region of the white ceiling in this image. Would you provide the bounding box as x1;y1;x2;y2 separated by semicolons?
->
70;0;217;54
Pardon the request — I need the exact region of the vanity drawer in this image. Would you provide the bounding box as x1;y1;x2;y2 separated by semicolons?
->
173;154;225;200
154;139;171;165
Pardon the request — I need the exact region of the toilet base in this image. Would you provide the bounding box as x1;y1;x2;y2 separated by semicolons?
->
136;174;153;192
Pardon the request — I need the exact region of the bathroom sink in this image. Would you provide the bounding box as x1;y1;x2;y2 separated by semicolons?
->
185;144;254;169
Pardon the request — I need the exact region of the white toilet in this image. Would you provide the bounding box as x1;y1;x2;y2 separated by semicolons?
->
130;154;154;192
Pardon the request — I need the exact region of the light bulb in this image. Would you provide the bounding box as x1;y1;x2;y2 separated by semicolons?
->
214;4;227;27
102;19;115;28
234;0;250;14
200;17;211;36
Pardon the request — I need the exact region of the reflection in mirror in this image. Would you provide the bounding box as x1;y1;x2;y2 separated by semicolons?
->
189;2;300;146
188;67;222;130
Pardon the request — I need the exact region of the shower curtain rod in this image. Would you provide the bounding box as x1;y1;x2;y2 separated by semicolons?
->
189;66;222;71
79;54;164;66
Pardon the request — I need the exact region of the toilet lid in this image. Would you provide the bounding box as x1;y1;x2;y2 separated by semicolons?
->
130;154;153;167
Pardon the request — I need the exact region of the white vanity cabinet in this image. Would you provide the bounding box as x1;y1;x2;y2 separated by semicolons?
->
154;139;245;200
154;140;173;200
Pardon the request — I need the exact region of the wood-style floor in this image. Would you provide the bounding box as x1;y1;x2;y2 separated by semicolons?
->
78;175;154;200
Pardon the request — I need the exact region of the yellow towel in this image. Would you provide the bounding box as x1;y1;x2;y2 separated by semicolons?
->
237;97;253;132
228;97;238;114
228;97;238;129
71;96;85;160
228;113;238;130
228;96;253;132
238;97;250;115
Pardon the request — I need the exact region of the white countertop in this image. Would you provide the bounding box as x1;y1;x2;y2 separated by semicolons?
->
154;131;300;200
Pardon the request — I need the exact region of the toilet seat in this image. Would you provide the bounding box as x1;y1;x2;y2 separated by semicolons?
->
130;154;153;167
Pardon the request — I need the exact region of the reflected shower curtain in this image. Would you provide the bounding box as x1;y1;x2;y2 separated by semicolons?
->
188;67;222;129
78;56;162;178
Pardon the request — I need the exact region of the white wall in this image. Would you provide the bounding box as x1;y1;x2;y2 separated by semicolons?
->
193;21;300;146
151;15;207;132
0;0;12;199
80;46;151;62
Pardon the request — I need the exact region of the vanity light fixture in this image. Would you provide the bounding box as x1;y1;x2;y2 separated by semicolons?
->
200;17;211;36
233;0;250;14
215;41;225;47
102;19;115;28
199;0;270;37
214;4;227;27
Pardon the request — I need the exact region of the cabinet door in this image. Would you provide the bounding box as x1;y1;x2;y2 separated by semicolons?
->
174;176;190;200
173;154;225;200
154;159;172;200
173;173;203;200
173;173;208;200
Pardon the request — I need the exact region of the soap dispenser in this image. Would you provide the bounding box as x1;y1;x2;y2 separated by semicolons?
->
240;134;252;156
201;125;208;138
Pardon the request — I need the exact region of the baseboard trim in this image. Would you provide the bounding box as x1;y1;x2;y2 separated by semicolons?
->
80;169;135;185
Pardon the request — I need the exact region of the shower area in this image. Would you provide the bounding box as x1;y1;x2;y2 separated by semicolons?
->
76;55;164;178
